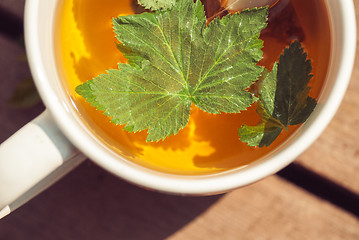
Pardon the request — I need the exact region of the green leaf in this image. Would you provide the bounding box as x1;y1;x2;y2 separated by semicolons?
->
76;0;268;142
238;40;317;147
137;0;176;11
274;40;315;127
238;122;283;147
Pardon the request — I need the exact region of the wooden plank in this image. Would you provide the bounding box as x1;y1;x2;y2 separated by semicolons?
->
296;1;359;194
0;0;25;18
0;163;357;239
169;176;359;240
0;0;359;240
0;1;358;239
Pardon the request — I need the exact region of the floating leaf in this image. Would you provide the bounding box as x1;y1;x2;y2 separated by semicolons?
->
76;0;268;141
238;40;316;147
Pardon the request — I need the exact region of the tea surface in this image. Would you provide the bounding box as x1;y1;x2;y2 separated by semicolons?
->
55;0;331;174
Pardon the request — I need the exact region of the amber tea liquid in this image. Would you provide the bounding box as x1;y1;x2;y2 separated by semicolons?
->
55;0;331;175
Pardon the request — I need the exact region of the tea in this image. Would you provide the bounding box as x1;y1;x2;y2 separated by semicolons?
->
54;0;331;174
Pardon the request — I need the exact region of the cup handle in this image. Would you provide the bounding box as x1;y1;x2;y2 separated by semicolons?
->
0;110;86;219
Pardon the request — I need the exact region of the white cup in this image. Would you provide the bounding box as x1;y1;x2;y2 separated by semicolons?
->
0;0;356;219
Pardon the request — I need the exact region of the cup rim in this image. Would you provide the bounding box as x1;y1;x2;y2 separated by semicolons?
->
24;0;357;195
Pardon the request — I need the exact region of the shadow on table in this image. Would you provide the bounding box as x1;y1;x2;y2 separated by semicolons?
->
0;162;223;240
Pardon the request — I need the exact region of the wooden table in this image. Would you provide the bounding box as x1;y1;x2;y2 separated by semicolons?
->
0;1;358;239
